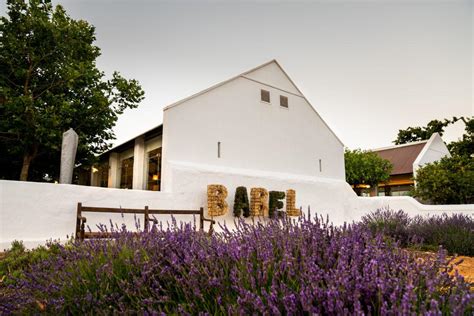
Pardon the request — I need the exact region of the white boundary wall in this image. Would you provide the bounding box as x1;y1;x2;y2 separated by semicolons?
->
167;162;473;223
0;180;201;250
1;165;473;250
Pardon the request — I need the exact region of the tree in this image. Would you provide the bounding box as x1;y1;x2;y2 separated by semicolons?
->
447;117;473;158
397;116;473;204
414;155;474;204
393;117;462;145
0;0;144;181
345;149;393;195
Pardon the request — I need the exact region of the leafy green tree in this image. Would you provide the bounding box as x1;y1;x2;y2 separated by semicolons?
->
345;149;393;195
0;0;144;181
447;117;473;158
233;186;250;217
393;117;461;145
414;156;474;204
394;116;473;204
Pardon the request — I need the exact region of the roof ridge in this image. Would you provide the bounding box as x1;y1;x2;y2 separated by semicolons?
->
163;59;278;111
162;59;345;147
371;139;428;152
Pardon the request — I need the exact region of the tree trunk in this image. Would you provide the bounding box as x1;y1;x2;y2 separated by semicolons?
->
19;145;38;181
370;186;378;197
20;153;33;181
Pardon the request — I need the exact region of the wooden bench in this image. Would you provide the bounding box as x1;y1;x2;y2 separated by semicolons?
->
75;203;215;240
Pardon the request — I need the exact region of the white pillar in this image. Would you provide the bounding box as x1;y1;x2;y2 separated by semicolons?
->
59;128;78;184
132;136;146;190
108;153;120;188
90;167;99;187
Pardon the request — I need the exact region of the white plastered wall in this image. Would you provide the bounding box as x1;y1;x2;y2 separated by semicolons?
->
2;170;472;250
0;180;204;250
161;64;345;192
413;133;451;179
168;162;473;224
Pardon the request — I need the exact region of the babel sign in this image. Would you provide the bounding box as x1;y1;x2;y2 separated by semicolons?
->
207;184;300;217
207;184;228;217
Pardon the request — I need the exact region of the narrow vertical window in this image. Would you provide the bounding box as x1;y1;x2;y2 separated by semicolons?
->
120;157;134;189
147;147;162;191
98;163;109;187
217;141;221;158
261;89;270;103
319;159;322;172
280;95;288;108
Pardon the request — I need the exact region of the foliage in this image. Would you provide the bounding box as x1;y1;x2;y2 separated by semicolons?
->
268;191;285;217
361;209;412;246
413;155;474;204
410;213;474;256
361;209;474;256
393;117;462;145
0;0;144;181
0;240;60;285
448;117;474;158
393;116;473;204
393;116;473;158
233;186;250;217
344;149;392;194
1;216;472;314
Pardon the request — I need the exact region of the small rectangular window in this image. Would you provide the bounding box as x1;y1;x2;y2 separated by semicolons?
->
261;89;270;103
217;141;221;158
319;159;322;172
280;95;288;108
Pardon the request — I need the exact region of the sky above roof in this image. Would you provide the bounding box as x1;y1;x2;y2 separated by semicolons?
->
2;0;472;149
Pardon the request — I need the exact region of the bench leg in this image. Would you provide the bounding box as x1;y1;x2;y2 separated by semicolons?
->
76;203;82;241
144;206;149;232
199;207;204;230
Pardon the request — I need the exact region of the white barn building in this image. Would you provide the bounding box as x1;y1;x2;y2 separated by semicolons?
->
90;60;345;192
2;61;472;249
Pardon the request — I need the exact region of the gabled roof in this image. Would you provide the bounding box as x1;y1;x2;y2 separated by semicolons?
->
413;133;451;167
163;59;344;146
101;60;344;156
163;60;302;111
372;141;428;175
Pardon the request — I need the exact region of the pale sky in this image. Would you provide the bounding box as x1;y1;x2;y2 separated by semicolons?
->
2;0;473;149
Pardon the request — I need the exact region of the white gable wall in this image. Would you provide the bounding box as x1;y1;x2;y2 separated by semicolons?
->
161;64;344;192
413;133;451;178
241;62;302;96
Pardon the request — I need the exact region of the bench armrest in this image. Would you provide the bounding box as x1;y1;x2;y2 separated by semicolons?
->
202;217;216;224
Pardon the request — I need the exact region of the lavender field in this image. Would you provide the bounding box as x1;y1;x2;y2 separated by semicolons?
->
1;214;473;314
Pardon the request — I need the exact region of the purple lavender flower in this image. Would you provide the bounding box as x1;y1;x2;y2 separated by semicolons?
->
0;213;472;314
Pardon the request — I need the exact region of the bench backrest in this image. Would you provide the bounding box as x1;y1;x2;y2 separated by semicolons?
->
76;203;206;240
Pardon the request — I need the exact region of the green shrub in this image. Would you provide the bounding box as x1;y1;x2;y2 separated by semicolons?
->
345;149;392;195
268;191;285;217
233;186;250;217
360;210;474;256
409;213;474;256
361;209;412;246
0;241;60;285
414;155;474;204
